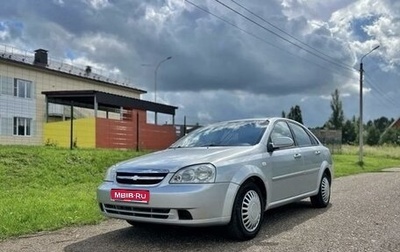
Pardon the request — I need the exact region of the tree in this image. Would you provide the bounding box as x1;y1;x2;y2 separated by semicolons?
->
365;117;394;146
281;111;286;118
328;89;344;129
380;128;400;145
366;125;380;145
287;105;303;124
373;116;393;133
342;119;357;144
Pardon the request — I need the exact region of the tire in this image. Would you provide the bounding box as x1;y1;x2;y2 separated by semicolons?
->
227;182;264;241
310;173;331;208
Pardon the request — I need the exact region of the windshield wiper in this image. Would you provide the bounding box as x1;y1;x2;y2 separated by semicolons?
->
169;145;184;149
199;143;228;147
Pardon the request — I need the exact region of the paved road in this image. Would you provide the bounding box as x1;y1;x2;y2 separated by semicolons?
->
1;169;399;252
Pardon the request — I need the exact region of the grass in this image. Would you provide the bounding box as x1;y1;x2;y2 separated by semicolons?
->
0;146;144;240
0;144;399;240
334;145;400;177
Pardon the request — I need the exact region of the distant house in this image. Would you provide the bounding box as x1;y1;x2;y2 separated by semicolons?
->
379;117;400;144
388;118;400;129
0;46;177;150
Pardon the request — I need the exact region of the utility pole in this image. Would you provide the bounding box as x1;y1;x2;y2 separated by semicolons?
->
359;45;379;165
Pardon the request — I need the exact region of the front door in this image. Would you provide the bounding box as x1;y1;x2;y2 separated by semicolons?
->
267;121;304;202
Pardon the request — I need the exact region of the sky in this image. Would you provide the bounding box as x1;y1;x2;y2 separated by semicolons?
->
0;0;399;127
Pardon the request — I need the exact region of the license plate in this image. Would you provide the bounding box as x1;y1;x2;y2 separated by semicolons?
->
110;189;150;203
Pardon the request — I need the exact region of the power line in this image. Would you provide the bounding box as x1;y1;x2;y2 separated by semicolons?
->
185;1;289;54
187;0;392;91
364;73;400;108
186;0;392;98
229;0;355;70
185;0;356;79
185;1;397;120
213;0;356;73
364;70;396;101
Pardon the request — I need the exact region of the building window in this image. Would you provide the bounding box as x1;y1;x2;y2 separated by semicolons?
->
13;117;31;136
1;76;14;95
14;79;32;98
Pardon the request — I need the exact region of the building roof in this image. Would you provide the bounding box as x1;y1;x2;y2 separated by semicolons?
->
0;46;146;94
42;90;178;115
387;118;400;130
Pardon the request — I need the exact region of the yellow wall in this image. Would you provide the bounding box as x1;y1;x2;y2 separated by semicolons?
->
44;117;96;148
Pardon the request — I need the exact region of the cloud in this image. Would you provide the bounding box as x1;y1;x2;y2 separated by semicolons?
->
85;0;111;10
330;0;400;67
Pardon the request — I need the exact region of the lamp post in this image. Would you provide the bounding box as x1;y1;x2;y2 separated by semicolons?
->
154;56;172;124
359;45;379;164
154;56;172;103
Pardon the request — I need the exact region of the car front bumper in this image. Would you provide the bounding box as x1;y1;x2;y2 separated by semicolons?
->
97;179;239;227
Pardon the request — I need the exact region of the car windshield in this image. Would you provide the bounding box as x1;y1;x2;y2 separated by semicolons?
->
170;120;269;148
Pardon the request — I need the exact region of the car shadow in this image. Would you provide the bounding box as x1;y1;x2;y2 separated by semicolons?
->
64;201;331;252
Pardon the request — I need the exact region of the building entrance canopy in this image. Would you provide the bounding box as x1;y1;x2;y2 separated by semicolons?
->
42;90;177;115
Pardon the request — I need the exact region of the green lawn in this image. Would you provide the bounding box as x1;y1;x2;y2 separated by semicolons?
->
0;145;399;240
334;145;400;177
0;146;143;240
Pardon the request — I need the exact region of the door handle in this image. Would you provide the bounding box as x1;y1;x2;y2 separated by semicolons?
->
315;150;321;155
294;153;302;159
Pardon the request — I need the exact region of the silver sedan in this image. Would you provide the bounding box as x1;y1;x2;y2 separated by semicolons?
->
97;117;333;240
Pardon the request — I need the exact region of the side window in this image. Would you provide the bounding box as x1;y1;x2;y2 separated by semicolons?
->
289;122;312;147
270;121;293;143
309;133;320;146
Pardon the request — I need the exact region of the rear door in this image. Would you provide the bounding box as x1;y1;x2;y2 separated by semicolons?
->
287;122;322;194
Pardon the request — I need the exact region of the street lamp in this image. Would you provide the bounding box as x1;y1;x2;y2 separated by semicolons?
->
154;56;172;103
154;56;172;124
359;45;379;165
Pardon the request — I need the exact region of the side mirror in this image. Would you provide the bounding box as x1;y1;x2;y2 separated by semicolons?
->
267;136;294;152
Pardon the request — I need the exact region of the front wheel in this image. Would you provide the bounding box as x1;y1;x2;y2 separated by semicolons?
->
310;173;331;208
227;182;264;240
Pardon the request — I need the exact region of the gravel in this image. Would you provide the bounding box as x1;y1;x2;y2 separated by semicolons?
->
1;169;399;252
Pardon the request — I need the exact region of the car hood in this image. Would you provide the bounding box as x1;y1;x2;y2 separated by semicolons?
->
115;147;256;172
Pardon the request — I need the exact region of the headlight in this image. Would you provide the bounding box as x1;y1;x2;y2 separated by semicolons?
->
170;164;216;184
104;166;117;182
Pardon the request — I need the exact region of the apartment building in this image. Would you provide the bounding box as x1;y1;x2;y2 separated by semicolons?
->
0;46;177;150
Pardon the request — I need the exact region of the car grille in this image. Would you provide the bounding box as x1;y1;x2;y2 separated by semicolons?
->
116;170;169;185
103;204;171;219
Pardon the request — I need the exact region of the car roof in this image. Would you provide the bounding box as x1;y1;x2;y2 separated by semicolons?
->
200;118;310;131
210;117;298;124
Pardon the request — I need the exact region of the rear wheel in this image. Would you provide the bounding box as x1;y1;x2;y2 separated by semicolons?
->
310;173;331;208
227;182;264;240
